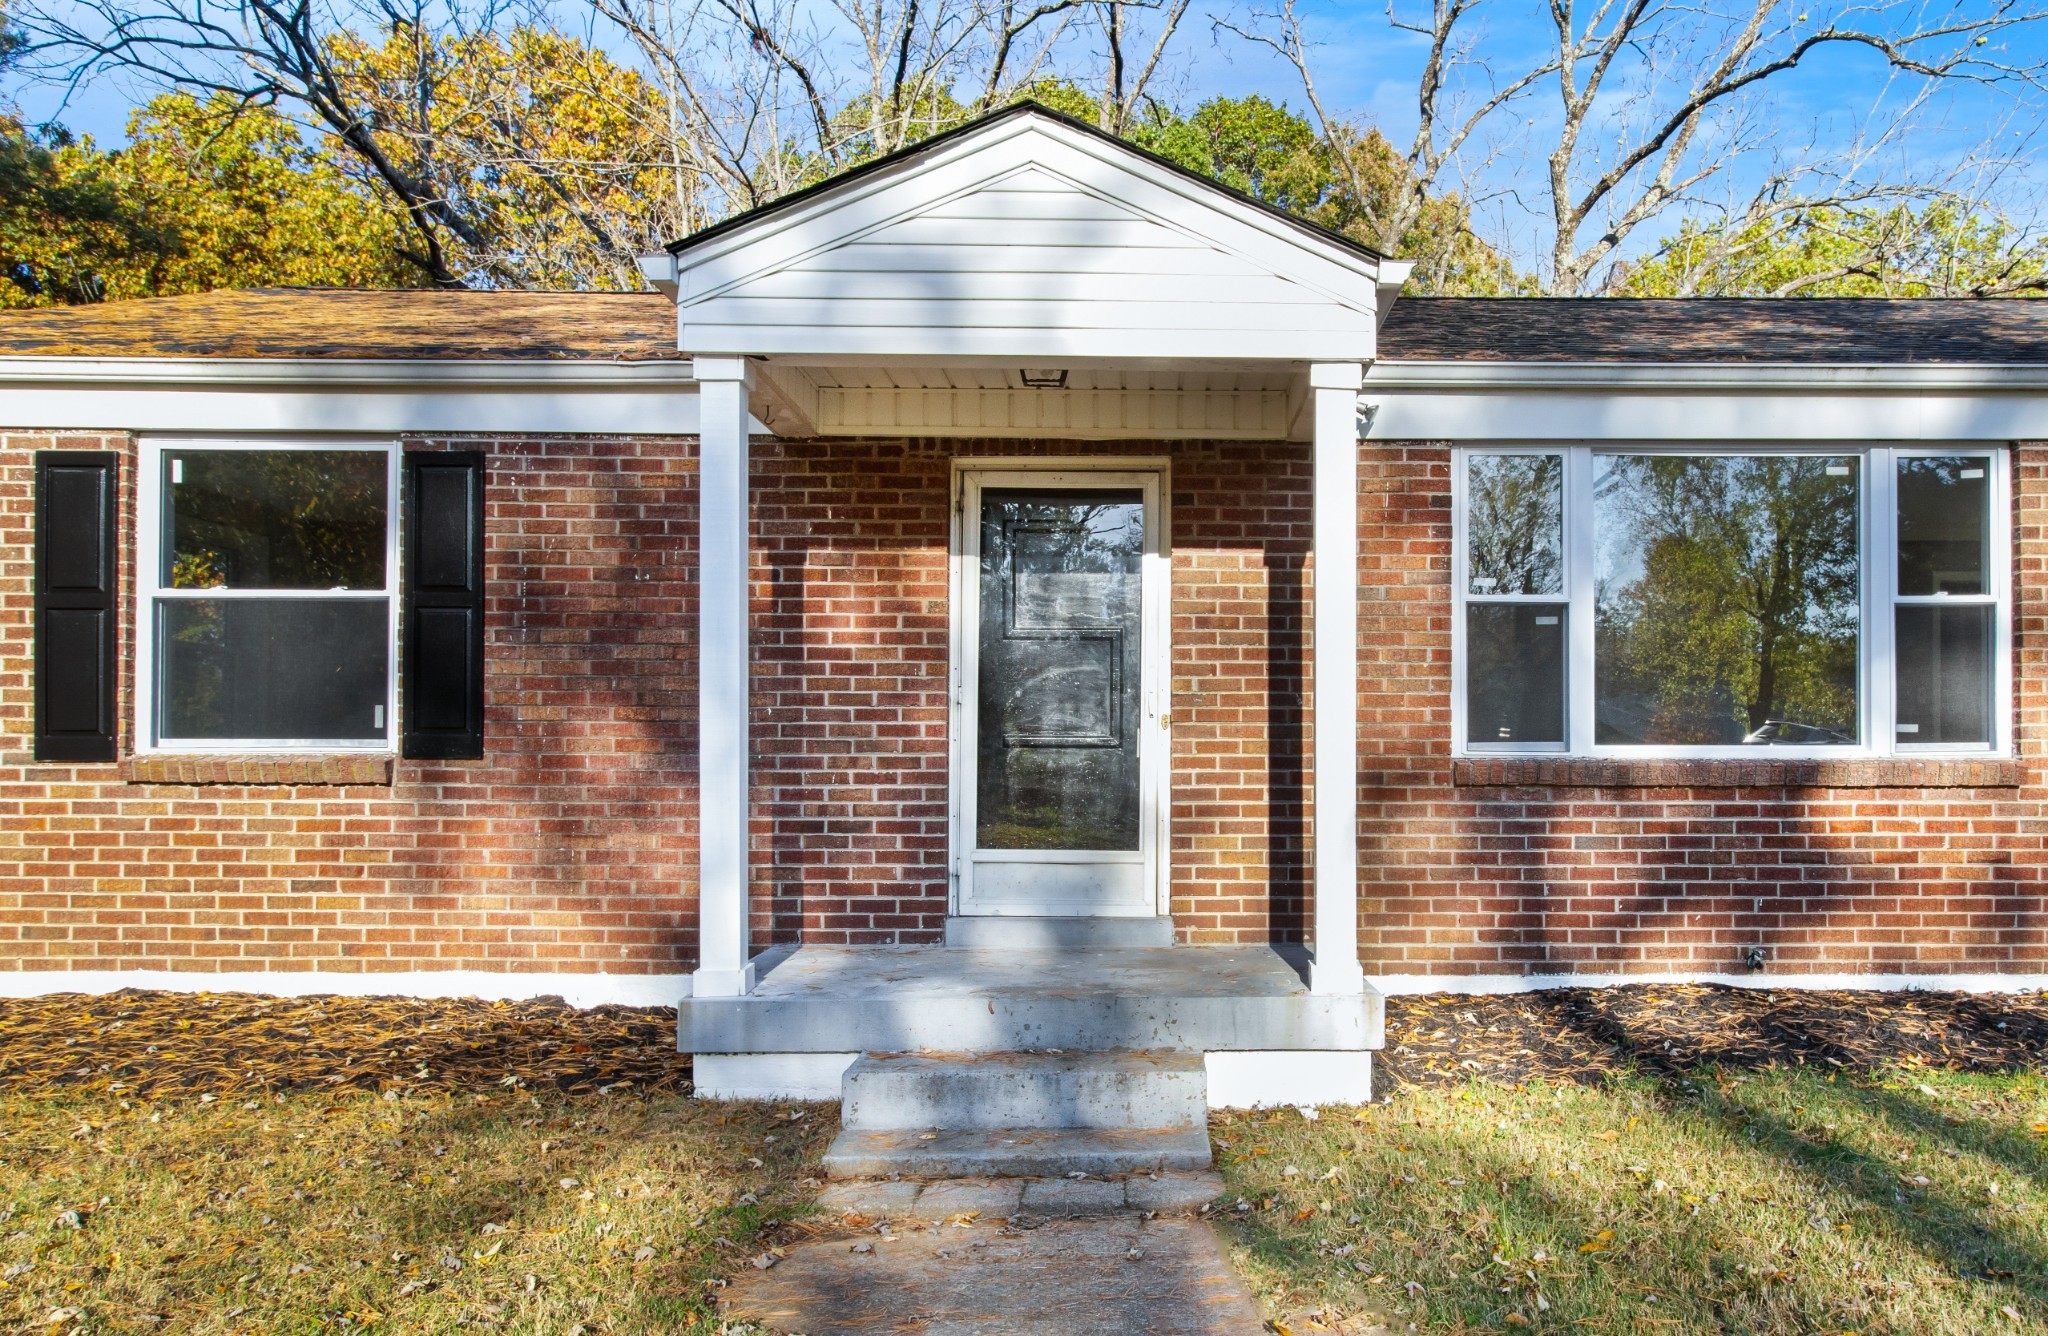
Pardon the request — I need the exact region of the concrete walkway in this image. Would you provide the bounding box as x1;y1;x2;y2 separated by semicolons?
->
721;1211;1265;1334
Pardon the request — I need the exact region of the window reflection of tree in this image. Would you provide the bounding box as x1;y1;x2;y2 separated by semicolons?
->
1010;501;1142;577
1468;455;1563;594
1596;456;1860;746
167;452;386;590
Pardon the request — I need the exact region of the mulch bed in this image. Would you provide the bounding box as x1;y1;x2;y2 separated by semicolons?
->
1;983;2042;1101
0;989;687;1099
1378;984;2048;1092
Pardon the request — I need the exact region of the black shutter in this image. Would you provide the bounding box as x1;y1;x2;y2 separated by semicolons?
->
34;452;118;762
401;451;486;759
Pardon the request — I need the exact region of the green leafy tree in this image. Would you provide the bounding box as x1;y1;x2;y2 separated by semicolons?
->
1622;201;2048;298
2;92;414;308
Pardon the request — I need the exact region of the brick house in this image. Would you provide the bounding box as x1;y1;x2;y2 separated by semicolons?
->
1;104;2042;1118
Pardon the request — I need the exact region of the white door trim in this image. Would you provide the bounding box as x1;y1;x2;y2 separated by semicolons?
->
948;458;1172;918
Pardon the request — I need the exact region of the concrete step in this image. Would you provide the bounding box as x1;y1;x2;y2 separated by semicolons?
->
842;1051;1205;1132
813;1171;1224;1219
821;1125;1213;1179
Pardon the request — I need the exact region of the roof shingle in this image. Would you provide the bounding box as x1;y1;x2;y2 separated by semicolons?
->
1377;297;2048;363
0;288;681;361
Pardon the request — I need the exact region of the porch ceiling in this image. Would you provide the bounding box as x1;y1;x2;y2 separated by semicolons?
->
750;359;1317;440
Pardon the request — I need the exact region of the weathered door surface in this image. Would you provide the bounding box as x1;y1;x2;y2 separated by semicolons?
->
957;472;1163;917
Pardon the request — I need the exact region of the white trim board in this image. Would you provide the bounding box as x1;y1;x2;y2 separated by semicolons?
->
1374;972;2047;996
0;385;722;436
0;970;695;1009
1363;388;2048;442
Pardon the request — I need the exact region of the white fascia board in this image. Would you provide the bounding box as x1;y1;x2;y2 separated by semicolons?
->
676;119;1383;324
1365;359;2048;391
691;325;1378;361
0;356;695;387
1364;386;2048;443
0;357;718;435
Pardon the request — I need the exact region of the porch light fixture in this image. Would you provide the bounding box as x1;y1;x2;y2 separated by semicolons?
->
1018;367;1069;389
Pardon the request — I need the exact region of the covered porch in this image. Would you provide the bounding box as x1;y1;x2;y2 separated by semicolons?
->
652;102;1407;1125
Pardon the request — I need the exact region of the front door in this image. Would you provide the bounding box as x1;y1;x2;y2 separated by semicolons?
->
954;466;1167;918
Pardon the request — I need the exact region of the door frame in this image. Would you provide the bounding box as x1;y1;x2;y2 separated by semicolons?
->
948;457;1173;918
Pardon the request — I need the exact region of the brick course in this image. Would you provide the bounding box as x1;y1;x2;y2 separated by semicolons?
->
0;429;2042;982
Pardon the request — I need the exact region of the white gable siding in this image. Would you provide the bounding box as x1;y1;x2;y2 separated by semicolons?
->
670;119;1391;360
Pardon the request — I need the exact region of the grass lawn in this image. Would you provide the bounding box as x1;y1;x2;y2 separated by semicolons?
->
0;990;830;1334
0;1086;830;1334
1216;1064;2048;1335
3;986;2044;1334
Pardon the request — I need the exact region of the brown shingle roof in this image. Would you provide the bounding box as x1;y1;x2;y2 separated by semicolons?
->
4;288;2048;365
0;288;681;361
1378;297;2048;363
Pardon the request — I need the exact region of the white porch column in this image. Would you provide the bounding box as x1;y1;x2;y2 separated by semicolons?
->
692;356;757;998
1308;361;1366;995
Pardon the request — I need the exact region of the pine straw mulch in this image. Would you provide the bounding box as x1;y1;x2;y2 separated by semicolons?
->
1;983;2043;1102
0;989;688;1099
1378;983;2048;1092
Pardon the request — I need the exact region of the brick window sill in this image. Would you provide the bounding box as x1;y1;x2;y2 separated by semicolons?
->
1451;757;2024;789
123;754;395;787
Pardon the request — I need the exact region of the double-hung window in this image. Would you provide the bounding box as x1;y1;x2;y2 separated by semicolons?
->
1454;445;2009;757
138;439;400;752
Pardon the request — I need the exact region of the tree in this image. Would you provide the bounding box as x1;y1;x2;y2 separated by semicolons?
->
1230;0;2048;294
1621;199;2048;297
15;0;1187;287
1130;94;1525;292
322;25;688;289
2;93;413;308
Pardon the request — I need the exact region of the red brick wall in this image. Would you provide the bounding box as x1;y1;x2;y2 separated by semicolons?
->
0;429;2041;981
752;438;1312;946
0;431;706;979
0;432;1317;977
1354;442;2048;978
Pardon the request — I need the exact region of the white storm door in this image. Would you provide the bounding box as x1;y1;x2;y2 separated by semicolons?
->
955;467;1167;918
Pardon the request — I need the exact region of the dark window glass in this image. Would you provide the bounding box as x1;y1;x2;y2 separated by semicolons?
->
1896;605;1992;746
1897;456;1988;596
160;599;387;741
1594;454;1860;746
165;450;387;590
1467;454;1563;595
976;490;1143;851
1467;604;1566;745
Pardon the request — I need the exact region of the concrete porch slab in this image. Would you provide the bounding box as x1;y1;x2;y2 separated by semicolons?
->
677;944;1383;1056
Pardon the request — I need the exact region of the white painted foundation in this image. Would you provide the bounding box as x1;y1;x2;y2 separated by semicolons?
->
0;969;694;1009
1373;972;2048;996
1204;1050;1373;1109
694;1053;859;1101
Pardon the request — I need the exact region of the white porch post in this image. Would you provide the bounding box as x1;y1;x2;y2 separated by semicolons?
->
692;356;757;998
1308;361;1366;995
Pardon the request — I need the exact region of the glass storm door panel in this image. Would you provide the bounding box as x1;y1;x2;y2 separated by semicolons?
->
960;477;1160;918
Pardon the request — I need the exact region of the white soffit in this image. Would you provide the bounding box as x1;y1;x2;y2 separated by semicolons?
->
671;110;1393;361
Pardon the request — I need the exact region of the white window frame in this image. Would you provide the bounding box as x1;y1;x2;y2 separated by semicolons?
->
135;435;402;754
1452;443;2011;760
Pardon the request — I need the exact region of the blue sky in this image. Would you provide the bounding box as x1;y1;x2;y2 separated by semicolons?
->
10;0;2046;274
